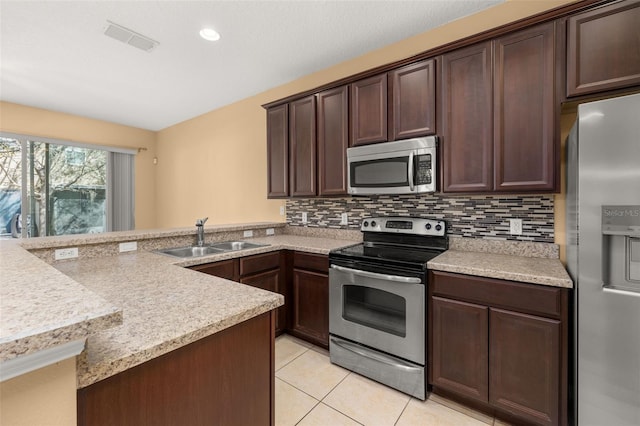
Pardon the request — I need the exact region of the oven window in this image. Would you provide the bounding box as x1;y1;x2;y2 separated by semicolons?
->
342;285;406;337
351;157;409;187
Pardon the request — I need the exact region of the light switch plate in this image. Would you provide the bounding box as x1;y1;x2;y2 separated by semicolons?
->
119;241;137;252
55;247;78;260
340;213;348;225
266;228;275;236
243;230;253;238
302;212;308;223
279;206;285;216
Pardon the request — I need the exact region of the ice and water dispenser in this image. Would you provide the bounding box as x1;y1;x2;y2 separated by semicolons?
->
602;205;640;292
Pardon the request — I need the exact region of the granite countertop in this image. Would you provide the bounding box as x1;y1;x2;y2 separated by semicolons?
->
18;221;286;250
52;233;359;388
0;240;122;364
55;251;284;388
428;250;573;288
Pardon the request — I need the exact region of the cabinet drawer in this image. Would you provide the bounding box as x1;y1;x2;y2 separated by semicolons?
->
190;259;238;281
430;271;564;319
293;252;329;273
239;251;280;276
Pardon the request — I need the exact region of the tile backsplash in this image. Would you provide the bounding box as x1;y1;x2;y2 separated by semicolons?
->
286;194;554;243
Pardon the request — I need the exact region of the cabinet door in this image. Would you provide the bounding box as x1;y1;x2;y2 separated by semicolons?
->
567;0;640;97
390;59;436;140
317;85;349;196
292;268;329;347
289;96;317;196
431;296;489;403
241;269;285;334
190;259;238;281
490;308;561;426
493;22;556;192
267;104;289;198
239;251;281;276
441;42;493;192
350;74;388;146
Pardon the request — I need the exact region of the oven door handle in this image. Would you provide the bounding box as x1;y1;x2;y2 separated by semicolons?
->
330;337;422;372
330;264;422;284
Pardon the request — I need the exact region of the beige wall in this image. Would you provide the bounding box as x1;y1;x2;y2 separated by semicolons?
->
0;358;76;426
0;101;158;229
155;0;579;229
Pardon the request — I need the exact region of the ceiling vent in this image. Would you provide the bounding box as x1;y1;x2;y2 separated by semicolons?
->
104;21;159;52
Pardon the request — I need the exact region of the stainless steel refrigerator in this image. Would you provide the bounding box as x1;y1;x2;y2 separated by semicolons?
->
566;92;640;426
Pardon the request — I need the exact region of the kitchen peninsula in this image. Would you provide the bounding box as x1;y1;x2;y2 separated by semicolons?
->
0;222;358;425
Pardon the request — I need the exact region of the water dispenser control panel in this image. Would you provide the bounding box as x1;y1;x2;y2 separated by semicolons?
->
602;205;640;291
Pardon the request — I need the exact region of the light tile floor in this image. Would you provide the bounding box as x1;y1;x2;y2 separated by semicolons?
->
275;334;508;426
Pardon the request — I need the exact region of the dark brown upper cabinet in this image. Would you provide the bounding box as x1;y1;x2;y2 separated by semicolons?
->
390;59;437;140
441;42;493;193
494;22;556;192
441;22;557;194
266;104;288;198
567;0;640;97
350;74;388;146
317;85;349;196
289;95;317;197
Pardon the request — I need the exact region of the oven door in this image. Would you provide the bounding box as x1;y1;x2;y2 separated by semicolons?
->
329;262;425;364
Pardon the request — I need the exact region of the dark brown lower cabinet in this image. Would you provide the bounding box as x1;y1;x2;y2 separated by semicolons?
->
241;269;285;334
429;271;568;426
287;252;330;348
291;268;329;348
77;311;275;426
490;308;561;426
190;252;286;335
188;250;331;346
431;297;488;402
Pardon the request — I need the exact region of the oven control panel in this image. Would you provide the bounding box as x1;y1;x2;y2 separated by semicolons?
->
361;216;446;236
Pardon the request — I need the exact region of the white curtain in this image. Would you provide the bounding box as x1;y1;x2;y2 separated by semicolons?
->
107;152;135;232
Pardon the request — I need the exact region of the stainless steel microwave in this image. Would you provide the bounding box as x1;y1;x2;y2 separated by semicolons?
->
347;137;437;195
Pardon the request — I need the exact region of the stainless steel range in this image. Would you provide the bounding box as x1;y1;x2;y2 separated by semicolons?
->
329;216;447;400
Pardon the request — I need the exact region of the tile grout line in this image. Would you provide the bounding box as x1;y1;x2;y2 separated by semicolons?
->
393;396;414;426
274;346;311;373
294;398;322;426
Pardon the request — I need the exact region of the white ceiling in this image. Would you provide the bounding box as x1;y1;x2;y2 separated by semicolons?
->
0;0;503;131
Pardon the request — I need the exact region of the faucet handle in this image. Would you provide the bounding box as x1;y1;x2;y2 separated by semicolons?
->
196;217;209;226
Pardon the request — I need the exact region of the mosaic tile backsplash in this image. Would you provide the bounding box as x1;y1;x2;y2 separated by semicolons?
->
286;195;554;243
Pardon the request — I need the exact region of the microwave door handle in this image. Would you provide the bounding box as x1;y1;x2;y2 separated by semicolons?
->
330;264;422;284
408;151;415;191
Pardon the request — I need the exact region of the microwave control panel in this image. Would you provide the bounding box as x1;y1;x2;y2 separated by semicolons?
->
415;154;432;185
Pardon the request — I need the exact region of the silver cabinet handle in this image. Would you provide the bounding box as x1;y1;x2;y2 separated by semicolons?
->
330;264;422;284
330;337;421;372
408;151;415;191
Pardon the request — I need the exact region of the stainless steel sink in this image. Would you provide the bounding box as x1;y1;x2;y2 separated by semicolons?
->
208;241;267;251
156;241;268;258
157;245;225;258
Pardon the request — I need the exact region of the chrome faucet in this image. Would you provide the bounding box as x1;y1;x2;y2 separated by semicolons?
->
195;217;208;246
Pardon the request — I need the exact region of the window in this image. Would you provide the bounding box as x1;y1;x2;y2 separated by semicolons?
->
0;133;135;238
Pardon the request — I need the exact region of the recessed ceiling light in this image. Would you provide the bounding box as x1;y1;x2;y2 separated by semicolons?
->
199;28;220;41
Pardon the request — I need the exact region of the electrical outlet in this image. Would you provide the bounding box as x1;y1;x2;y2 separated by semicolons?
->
266;228;275;236
279;206;285;216
340;212;348;225
55;247;78;260
302;212;308;223
119;241;137;253
243;230;253;238
510;219;523;235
